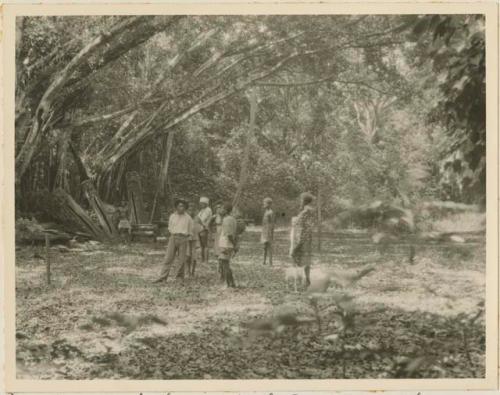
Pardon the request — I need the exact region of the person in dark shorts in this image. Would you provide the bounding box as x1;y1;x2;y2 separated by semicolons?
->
197;196;212;264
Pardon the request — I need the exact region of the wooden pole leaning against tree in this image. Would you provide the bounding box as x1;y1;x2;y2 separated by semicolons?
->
317;184;322;253
45;233;51;285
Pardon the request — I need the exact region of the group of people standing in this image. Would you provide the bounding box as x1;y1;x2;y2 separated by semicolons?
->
152;191;316;289
259;192;316;287
152;197;239;288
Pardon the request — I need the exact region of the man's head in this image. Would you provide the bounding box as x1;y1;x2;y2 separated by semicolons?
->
174;198;188;214
199;196;209;208
263;197;273;209
300;192;314;208
221;202;233;216
215;202;223;215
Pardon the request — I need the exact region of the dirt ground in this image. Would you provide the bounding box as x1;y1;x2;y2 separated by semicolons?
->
15;227;485;379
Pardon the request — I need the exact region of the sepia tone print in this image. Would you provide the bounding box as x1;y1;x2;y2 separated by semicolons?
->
13;13;487;381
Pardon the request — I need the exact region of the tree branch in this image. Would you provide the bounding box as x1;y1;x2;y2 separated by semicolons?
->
16;16;146;180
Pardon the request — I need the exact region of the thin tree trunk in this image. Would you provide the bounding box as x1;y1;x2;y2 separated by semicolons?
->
232;88;257;213
95;52;298;174
126;171;147;225
68;142;90;181
115;160;127;200
54;133;70;191
45;234;51;285
150;131;175;223
317;184;322;252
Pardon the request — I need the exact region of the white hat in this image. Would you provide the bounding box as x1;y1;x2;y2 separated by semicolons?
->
199;196;209;204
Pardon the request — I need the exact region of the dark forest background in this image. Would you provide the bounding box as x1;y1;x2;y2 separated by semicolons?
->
15;15;485;226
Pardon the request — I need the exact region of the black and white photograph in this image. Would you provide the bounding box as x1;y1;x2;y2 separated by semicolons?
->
5;3;498;387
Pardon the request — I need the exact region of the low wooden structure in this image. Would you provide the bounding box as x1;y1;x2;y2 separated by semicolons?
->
130;224;159;242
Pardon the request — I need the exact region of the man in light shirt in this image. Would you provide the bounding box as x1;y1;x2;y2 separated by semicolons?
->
153;198;194;283
197;196;212;264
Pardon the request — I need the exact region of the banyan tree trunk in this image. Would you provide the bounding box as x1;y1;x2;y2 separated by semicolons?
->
15;16;184;183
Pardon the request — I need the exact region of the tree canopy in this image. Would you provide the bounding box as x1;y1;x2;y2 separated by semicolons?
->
15;14;485;224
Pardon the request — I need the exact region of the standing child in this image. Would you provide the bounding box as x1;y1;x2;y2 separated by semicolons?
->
261;197;275;265
218;202;238;288
197;196;213;264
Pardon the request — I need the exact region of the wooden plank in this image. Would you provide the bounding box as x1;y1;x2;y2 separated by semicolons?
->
53;188;108;241
82;179;118;239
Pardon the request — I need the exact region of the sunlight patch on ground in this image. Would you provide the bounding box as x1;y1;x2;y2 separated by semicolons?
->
351;259;484;316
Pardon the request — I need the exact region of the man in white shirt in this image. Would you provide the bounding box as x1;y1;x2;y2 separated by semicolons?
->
197;196;212;264
153;198;194;283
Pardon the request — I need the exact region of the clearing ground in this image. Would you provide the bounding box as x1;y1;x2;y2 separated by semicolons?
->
16;227;485;379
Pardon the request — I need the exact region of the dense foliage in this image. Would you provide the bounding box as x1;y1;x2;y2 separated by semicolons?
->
15;15;486;223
